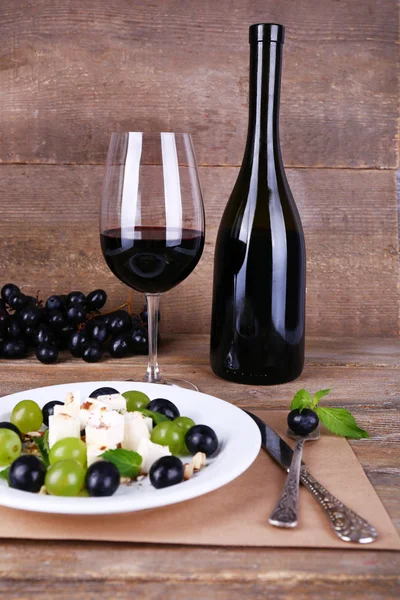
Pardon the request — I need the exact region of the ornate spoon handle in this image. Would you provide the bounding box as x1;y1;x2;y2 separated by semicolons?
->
269;437;304;527
300;466;378;543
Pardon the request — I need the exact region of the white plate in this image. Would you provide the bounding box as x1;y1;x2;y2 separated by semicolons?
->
0;381;261;515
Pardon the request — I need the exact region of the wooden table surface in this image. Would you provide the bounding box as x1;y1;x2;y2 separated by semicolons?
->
0;335;399;599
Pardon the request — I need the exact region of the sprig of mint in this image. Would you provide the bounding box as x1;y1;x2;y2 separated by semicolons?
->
290;388;369;439
135;408;169;426
100;448;142;478
35;430;50;467
0;467;10;482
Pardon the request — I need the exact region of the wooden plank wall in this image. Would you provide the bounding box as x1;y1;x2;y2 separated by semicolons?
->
0;0;398;337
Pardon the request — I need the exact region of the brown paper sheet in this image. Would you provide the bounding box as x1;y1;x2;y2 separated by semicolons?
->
0;411;398;549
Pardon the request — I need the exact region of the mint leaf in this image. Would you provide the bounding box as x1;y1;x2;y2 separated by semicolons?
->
315;407;369;439
0;467;9;483
100;448;142;478
135;408;169;425
35;430;50;467
290;389;313;412
312;389;331;408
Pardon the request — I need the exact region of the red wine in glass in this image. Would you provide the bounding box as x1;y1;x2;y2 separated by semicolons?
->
100;132;205;390
100;226;204;294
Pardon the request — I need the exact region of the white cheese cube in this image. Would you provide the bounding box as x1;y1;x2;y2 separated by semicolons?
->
122;412;150;452
86;443;116;467
137;437;171;474
79;398;108;428
144;416;153;433
96;393;126;411
54;391;80;420
48;413;81;448
86;410;125;448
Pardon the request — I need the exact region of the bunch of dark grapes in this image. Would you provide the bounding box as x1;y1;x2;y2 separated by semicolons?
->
0;284;151;364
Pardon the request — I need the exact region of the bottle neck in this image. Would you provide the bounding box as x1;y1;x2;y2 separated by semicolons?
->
245;41;283;164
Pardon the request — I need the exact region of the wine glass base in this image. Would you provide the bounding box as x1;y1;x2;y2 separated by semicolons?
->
125;377;198;391
163;377;199;392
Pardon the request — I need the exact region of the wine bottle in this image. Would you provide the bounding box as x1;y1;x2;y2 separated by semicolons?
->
210;23;306;385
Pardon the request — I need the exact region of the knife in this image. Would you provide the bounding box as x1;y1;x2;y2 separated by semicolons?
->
245;410;378;544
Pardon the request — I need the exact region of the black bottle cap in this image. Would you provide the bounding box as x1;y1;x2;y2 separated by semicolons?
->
249;23;285;44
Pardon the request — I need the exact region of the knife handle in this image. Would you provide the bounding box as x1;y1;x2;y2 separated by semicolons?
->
300;466;378;543
268;437;304;528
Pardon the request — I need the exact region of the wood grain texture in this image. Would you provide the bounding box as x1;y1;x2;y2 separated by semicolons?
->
0;335;399;599
0;0;397;168
0;165;398;336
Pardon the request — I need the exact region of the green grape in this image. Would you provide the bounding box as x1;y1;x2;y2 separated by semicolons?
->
45;459;85;496
0;429;22;467
174;416;195;434
49;438;87;467
151;421;185;455
11;400;43;433
173;418;195;454
123;390;151;412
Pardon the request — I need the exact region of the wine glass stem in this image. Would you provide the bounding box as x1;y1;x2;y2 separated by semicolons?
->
144;293;162;383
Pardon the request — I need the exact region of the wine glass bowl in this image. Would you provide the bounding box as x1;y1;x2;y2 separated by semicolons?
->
100;132;205;389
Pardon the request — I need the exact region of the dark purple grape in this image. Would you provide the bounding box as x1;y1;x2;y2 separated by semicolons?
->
85;320;109;344
185;425;219;457
46;309;66;330
25;295;37;306
108;310;132;335
127;326;148;355
19;305;43;327
36;343;58;364
1;284;20;304
8;292;28;311
85;461;120;497
46;295;64;311
9;455;46;493
287;409;319;436
109;334;130;358
24;325;38;342
2;339;27;359
0;310;10;337
0;299;6;311
67;291;86;306
89;386;119;398
86;289;107;311
57;324;76;350
149;456;184;489
66;303;86;325
34;323;55;346
147;398;180;420
81;341;103;363
42;400;64;427
132;314;141;327
7;317;24;340
68;331;88;358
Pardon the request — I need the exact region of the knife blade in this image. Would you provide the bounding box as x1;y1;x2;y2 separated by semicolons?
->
244;410;295;471
245;410;378;543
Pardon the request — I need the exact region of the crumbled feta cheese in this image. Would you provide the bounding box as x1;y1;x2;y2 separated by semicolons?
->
137;437;171;474
144;416;153;433
86;410;124;448
86;443;116;467
122;411;150;452
96;393;126;411
79;398;108;428
54;391;80;420
48;413;80;448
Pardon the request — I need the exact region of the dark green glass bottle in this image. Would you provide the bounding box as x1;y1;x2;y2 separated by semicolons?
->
210;24;306;385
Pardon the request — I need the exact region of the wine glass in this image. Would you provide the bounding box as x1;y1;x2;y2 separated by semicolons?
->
100;132;205;391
